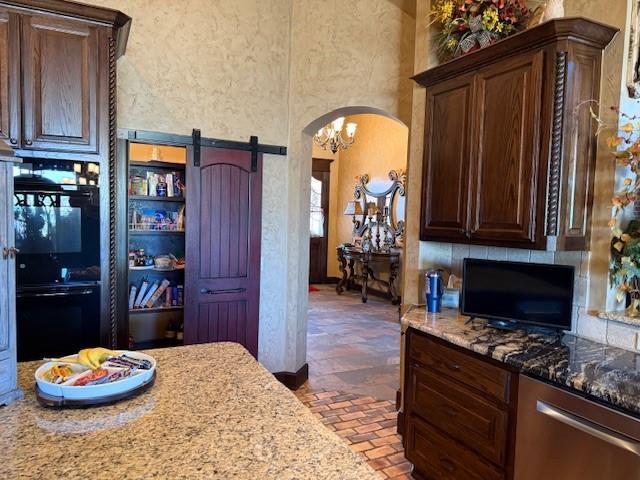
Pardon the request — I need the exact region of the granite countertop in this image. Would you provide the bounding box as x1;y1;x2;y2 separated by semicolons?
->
0;343;379;480
403;306;640;417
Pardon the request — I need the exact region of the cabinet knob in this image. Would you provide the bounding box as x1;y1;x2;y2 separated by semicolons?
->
25;139;33;146
446;362;461;371
439;458;456;472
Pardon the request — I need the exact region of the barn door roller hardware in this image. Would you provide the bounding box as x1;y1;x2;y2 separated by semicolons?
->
191;129;287;170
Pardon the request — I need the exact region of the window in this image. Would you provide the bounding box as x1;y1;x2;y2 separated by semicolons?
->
310;177;324;237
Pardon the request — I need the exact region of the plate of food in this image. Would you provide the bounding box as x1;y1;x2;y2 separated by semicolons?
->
35;348;156;404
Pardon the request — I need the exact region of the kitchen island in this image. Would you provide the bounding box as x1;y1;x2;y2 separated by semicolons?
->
0;343;379;480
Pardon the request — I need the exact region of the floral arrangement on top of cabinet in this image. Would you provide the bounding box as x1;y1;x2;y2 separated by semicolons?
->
429;0;531;60
414;17;618;251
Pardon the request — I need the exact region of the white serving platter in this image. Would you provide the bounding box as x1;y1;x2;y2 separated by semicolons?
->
35;351;156;401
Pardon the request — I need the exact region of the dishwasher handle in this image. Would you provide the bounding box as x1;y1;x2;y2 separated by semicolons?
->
536;400;640;457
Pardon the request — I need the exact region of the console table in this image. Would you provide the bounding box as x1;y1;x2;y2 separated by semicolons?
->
336;245;400;304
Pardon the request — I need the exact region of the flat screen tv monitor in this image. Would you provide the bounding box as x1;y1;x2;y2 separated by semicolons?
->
461;258;575;331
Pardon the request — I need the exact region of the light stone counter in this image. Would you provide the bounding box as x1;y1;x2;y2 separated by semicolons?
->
0;343;379;480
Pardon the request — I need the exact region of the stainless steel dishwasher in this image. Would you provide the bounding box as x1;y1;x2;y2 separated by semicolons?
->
514;376;640;479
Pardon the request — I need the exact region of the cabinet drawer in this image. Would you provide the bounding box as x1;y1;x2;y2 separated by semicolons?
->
406;414;504;480
409;332;512;403
409;365;509;466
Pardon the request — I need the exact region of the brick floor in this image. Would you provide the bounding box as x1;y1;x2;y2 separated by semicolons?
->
295;385;413;480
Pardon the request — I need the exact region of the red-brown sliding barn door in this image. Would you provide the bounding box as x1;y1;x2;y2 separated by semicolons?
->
184;147;262;357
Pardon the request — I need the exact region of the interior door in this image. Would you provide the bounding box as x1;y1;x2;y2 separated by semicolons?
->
309;158;331;284
184;147;262;357
21;14;100;153
469;51;543;247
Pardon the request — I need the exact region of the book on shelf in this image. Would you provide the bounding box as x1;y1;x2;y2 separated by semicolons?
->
128;285;137;310
145;279;171;308
140;281;160;307
134;280;149;309
165;287;173;307
177;285;184;305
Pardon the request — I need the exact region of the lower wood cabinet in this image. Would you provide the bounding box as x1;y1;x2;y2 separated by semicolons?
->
403;329;518;479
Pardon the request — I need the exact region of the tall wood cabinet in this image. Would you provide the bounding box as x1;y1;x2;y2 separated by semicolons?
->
415;18;617;250
0;152;20;405
0;0;130;373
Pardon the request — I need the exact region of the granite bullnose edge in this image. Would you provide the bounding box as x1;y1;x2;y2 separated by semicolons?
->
597;310;640;328
402;307;640;418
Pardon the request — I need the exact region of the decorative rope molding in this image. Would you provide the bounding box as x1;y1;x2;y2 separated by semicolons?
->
108;36;118;347
546;51;567;236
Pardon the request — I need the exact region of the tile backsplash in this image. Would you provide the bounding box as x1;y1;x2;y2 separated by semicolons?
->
420;241;640;352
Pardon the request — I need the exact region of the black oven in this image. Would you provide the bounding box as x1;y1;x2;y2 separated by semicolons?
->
13;159;102;360
16;283;101;361
14;159;101;285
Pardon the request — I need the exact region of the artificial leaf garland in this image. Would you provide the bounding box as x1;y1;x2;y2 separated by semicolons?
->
429;0;530;60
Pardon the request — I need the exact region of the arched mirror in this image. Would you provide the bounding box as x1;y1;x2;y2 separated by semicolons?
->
348;170;405;251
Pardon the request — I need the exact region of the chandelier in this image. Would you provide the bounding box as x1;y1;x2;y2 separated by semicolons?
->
313;117;357;154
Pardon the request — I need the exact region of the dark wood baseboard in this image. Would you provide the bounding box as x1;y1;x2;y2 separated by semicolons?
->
325;276;340;284
273;363;309;390
397;409;405;437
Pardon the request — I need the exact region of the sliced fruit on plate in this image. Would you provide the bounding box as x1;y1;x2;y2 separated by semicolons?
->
73;368;109;386
42;364;75;384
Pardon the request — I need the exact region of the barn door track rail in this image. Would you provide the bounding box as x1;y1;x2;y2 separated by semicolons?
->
120;129;287;171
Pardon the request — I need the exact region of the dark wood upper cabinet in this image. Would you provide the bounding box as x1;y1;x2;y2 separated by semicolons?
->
414;18;618;251
21;14;100;153
421;74;474;242
469;51;543;247
0;9;18;146
0;0;130;157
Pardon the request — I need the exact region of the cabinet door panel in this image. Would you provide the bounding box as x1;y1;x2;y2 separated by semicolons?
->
559;45;601;250
405;414;504;480
0;162;11;353
420;75;474;241
470;52;543;246
22;14;99;153
0;9;18;146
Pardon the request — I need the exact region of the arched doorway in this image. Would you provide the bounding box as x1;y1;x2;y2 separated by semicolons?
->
300;107;409;401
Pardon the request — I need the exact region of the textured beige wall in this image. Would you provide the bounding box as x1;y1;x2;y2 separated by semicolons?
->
402;0;433;310
87;0;415;371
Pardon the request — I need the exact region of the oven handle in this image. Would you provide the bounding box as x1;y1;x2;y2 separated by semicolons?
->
536;400;640;457
14;188;92;197
17;289;96;298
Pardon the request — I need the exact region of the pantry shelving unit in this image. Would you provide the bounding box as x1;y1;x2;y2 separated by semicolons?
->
126;141;188;350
